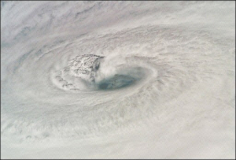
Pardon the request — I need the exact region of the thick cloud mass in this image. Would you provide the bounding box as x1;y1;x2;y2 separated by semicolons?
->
1;1;235;159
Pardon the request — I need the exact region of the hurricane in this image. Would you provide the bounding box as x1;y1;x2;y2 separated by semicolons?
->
1;1;235;159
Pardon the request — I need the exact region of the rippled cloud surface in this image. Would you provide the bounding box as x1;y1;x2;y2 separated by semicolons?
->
1;1;235;159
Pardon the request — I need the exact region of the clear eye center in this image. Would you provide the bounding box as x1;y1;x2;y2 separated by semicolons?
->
97;74;136;90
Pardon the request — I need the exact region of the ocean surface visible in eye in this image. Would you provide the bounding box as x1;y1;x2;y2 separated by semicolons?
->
53;54;143;91
98;74;136;90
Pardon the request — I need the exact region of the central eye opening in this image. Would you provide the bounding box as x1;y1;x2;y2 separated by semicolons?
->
57;54;147;91
97;74;136;90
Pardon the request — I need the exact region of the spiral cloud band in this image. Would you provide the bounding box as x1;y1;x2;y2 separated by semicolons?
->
1;1;235;158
